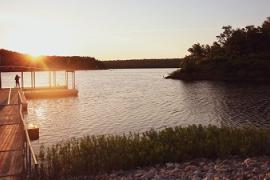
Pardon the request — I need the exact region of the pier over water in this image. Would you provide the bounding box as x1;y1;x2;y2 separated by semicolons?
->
0;88;37;179
0;67;78;179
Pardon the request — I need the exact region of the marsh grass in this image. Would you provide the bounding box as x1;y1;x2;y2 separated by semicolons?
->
36;125;270;179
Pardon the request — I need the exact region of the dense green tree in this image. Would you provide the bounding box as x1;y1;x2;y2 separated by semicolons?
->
216;26;233;46
186;17;270;60
188;43;205;57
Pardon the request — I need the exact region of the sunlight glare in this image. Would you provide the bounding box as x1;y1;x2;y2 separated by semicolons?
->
5;17;74;57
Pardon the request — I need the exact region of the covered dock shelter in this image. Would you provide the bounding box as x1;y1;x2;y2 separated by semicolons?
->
0;66;78;98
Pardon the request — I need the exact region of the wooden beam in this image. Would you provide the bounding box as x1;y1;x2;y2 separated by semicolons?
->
67;72;69;89
65;71;67;88
33;72;35;88
31;72;33;88
49;71;51;88
21;72;24;89
72;71;75;89
53;71;56;87
0;72;2;89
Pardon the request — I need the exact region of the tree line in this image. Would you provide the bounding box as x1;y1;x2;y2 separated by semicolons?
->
187;17;270;60
0;49;105;71
102;59;182;69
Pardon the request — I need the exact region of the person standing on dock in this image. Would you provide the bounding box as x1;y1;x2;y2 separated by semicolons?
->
15;74;20;88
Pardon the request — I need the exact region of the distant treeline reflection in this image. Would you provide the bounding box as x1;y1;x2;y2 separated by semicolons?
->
102;59;182;69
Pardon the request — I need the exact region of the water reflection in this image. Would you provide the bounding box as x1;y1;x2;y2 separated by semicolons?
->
3;69;270;148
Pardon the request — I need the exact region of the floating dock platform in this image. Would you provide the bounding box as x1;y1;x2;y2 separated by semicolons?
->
23;86;78;99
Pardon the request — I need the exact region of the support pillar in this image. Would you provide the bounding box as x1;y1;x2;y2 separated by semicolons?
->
33;72;36;88
21;72;24;89
31;72;33;88
0;72;2;89
53;71;56;87
49;71;52;88
65;71;68;88
66;72;69;89
72;71;75;89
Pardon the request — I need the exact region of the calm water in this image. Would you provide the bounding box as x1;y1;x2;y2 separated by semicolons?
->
2;69;270;148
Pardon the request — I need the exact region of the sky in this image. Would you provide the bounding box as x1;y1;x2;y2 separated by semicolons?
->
0;0;270;60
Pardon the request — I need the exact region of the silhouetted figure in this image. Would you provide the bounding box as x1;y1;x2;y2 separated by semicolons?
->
15;74;20;88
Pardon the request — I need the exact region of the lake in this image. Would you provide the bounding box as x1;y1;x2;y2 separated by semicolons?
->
2;69;270;148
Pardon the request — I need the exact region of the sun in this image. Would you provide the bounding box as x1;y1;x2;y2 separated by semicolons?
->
27;54;42;62
29;52;42;57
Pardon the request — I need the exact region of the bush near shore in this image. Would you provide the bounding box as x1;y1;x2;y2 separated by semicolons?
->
34;125;270;179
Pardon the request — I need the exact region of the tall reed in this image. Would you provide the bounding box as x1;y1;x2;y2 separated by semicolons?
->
36;125;270;179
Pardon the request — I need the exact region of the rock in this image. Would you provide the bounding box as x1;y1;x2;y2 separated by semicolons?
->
192;175;201;180
243;158;256;167
253;167;259;174
134;172;143;177
199;162;205;166
261;163;269;170
170;167;180;174
141;168;156;179
184;165;198;172
166;163;175;169
203;172;214;180
174;163;181;169
92;157;270;179
193;170;202;177
153;174;162;180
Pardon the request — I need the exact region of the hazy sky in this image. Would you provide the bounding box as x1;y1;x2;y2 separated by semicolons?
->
0;0;269;60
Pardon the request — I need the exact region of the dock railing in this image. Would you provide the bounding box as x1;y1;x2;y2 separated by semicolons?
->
18;90;39;176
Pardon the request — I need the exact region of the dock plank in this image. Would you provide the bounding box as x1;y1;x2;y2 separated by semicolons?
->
0;151;23;178
0;124;24;152
0;106;20;125
0;89;25;180
0;89;9;105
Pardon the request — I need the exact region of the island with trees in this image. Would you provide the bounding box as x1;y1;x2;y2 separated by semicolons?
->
166;17;270;81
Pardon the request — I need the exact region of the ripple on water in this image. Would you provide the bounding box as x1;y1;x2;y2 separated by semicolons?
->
13;69;270;147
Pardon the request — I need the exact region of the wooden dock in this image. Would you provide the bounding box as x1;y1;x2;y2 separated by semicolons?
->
0;88;37;180
0;86;77;179
0;88;24;180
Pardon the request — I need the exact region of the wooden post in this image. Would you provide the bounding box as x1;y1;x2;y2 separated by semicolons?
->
67;72;69;89
21;72;24;89
49;71;51;88
0;55;1;89
65;71;67;88
53;71;56;87
31;72;33;88
0;72;2;89
72;71;75;89
33;72;36;88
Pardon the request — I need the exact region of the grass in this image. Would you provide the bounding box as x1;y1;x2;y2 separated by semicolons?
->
34;125;270;179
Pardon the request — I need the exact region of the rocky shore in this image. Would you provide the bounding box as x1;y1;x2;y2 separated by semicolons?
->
78;157;270;179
